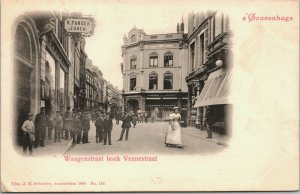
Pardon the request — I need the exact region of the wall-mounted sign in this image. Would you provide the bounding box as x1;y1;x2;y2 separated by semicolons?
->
64;17;95;36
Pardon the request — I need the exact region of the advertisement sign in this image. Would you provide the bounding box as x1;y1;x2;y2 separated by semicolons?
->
64;17;95;36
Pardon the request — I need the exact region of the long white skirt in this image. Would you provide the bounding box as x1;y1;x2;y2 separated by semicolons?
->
165;122;182;145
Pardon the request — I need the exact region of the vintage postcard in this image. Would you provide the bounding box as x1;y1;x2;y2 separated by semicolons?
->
1;0;299;192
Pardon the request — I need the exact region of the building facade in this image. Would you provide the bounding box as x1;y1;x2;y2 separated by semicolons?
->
13;11;81;144
121;24;189;119
185;11;233;135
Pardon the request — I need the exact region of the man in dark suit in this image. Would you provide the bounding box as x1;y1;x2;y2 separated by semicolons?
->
95;113;104;143
34;107;48;147
103;113;113;145
117;112;132;141
81;112;91;144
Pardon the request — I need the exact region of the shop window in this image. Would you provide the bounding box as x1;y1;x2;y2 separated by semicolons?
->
149;52;158;67
164;72;173;89
164;52;173;67
130;76;136;91
149;72;158;90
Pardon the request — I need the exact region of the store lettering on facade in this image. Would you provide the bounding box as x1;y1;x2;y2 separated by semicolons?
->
64;18;95;35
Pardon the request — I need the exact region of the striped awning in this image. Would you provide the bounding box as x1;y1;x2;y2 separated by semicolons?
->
194;68;232;108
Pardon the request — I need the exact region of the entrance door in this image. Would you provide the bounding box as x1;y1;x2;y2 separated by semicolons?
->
127;99;139;113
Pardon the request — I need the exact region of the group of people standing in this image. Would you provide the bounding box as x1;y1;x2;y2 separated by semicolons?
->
21;106;102;154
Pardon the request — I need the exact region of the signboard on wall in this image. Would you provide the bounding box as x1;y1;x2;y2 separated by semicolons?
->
64;17;95;36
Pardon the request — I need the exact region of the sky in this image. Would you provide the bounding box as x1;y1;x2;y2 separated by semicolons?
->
83;2;191;90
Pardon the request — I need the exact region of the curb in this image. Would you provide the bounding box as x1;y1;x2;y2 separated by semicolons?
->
60;139;74;156
183;129;229;147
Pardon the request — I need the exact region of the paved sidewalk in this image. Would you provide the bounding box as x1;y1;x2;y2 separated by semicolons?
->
17;138;73;157
182;125;230;146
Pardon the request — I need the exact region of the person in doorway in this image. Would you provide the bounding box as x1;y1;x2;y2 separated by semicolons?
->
165;107;183;149
21;113;35;154
103;113;113;145
34;107;48;147
205;106;214;139
95;113;104;143
117;112;132;141
54;111;63;142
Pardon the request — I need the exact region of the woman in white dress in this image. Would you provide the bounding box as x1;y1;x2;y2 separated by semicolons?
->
165;107;183;149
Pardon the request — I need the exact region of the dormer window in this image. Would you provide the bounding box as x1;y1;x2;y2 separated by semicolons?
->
131;35;136;43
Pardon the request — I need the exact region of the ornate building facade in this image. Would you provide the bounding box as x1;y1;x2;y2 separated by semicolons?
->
121;24;189;119
185;11;233;135
12;11;89;144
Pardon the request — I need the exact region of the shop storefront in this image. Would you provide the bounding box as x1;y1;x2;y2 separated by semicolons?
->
193;68;232;135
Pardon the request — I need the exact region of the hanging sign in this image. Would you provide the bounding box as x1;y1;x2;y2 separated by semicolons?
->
64;17;95;36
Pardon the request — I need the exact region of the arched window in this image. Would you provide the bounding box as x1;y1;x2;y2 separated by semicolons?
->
130;75;137;91
164;72;173;89
149;72;158;90
131;35;136;43
149;52;158;67
14;25;32;62
130;55;137;69
164;51;173;67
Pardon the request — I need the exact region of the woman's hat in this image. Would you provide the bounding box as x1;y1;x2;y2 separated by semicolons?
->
173;107;179;110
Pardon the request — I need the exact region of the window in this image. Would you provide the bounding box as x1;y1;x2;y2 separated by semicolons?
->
164;72;173;89
149;52;158;67
131;35;136;43
190;42;195;71
164;52;173;67
149;72;158;90
130;76;136;91
130;58;137;69
211;12;224;40
200;33;205;65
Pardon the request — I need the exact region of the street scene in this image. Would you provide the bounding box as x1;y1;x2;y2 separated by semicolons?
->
13;10;232;156
17;118;228;157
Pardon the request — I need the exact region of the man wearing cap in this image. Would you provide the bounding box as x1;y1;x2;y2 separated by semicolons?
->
21;113;35;154
34;107;48;147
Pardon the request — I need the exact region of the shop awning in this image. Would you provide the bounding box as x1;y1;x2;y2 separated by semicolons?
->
193;69;232;108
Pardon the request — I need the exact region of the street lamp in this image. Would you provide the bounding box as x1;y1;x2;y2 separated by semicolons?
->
216;59;223;67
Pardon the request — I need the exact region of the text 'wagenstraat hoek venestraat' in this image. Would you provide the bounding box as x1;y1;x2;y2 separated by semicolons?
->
63;155;158;163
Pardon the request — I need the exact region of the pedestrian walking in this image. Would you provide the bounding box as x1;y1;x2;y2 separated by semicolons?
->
205;106;214;139
34;107;48;147
21;113;35;154
82;112;91;144
95;113;104;143
103;113;113;145
132;112;137;128
117;112;132;141
115;111;120;125
165;107;183;149
54;111;63;142
63;106;72;140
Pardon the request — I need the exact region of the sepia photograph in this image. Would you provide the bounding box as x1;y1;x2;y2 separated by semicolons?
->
1;0;299;192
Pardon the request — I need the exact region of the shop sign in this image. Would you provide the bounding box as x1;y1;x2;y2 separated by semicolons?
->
64;17;95;36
